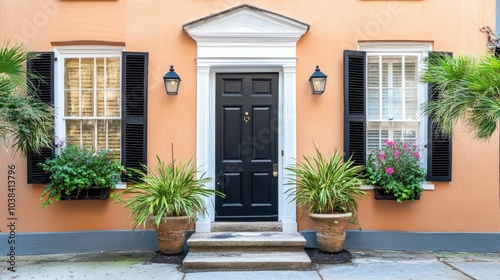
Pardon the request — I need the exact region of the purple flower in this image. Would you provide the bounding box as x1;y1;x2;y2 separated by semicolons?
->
379;153;386;160
385;167;394;174
394;150;400;159
386;141;395;147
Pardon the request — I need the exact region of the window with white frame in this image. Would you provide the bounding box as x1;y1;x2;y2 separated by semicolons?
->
360;43;430;156
55;47;123;159
344;43;451;182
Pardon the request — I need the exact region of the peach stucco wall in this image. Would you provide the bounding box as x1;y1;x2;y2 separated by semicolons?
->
0;0;499;234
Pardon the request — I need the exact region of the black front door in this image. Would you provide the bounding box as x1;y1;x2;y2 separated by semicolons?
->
215;73;279;221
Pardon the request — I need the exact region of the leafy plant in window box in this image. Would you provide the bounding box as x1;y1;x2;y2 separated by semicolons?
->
39;143;125;208
112;155;225;255
366;140;426;203
286;147;365;253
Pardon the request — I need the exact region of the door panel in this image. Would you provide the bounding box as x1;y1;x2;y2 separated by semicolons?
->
215;73;279;221
222;107;243;161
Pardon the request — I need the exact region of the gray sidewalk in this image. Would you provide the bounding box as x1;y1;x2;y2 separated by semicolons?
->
1;250;499;280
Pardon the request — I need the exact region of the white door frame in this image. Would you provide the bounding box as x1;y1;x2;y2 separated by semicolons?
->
195;59;298;233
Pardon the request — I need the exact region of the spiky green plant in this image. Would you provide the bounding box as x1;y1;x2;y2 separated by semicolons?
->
114;155;224;230
286;147;365;214
0;42;54;155
422;53;500;140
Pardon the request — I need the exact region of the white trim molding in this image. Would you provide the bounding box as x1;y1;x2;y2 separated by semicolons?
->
184;4;309;233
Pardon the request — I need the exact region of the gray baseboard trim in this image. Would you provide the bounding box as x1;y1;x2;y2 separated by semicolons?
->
2;230;499;255
301;230;500;253
0;230;195;256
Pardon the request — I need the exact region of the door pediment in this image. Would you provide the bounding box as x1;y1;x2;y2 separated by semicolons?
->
183;4;309;43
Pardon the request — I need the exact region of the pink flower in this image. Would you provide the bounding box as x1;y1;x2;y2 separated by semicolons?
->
385;167;394;174
386;141;395;147
379;153;386;160
403;143;409;149
412;152;420;159
394;150;400;159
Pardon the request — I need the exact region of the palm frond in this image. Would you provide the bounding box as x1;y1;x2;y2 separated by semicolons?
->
422;53;500;140
0;41;54;155
0;42;27;90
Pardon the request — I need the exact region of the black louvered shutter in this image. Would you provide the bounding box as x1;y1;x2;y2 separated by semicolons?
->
343;50;367;165
427;52;453;182
27;52;55;184
121;52;148;181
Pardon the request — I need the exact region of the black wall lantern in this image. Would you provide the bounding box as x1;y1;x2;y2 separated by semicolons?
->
309;65;327;95
163;65;181;95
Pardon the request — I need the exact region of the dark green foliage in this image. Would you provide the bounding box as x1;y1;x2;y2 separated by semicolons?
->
39;144;125;208
366;140;426;202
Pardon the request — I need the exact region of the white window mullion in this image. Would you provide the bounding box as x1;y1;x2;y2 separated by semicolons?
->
104;58;108;120
388;61;393;122
79;120;83;146
402;55;406;121
106;120;109;150
78;58;82;119
94;58;98;149
78;58;83;146
378;55;383;120
379;127;383;149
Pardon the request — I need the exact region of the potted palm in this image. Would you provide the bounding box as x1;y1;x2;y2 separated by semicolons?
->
286;147;365;253
113;155;224;255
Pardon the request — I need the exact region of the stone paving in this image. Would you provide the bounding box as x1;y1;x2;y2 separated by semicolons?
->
0;250;499;280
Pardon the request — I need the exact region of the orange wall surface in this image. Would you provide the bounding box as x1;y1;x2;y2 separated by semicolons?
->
0;0;499;234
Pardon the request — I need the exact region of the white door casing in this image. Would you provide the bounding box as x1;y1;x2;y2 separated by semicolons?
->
183;4;309;232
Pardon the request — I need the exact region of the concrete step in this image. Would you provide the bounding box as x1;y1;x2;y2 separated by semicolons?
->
187;232;307;252
182;251;312;271
211;222;282;232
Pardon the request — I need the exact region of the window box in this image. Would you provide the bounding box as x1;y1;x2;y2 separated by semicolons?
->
374;188;420;201
59;186;110;200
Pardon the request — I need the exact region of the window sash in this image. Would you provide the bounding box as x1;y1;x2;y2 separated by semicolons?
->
365;52;425;156
54;47;124;158
366;54;419;122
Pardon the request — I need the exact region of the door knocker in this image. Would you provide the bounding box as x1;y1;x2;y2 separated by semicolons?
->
244;112;250;123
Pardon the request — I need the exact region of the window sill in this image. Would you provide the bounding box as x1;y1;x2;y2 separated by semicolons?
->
361;182;434;190
114;182;127;190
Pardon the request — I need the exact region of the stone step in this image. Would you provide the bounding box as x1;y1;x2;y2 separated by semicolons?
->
211;222;282;232
187;232;307;252
182;251;312;271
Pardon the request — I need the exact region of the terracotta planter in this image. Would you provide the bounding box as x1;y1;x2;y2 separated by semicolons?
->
309;212;352;253
152;215;190;255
